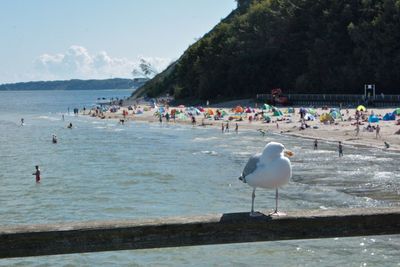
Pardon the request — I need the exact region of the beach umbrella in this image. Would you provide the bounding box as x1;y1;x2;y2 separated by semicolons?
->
357;105;366;111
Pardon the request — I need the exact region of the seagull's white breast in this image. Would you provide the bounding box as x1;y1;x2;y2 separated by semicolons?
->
246;156;292;188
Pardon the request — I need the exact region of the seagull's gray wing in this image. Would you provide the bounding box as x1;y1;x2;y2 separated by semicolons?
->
239;153;261;182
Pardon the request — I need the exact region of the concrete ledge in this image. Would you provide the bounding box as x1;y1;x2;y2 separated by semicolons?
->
1;207;400;258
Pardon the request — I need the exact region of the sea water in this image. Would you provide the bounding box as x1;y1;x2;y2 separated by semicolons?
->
0;90;399;266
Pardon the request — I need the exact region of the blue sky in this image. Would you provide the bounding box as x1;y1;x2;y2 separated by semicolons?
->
0;0;236;83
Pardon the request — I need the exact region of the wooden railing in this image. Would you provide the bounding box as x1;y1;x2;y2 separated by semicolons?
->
1;207;400;258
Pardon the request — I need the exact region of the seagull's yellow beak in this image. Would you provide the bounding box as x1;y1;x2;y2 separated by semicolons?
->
284;149;294;157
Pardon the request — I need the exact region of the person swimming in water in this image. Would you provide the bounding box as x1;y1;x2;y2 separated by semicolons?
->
32;165;41;183
67;123;73;128
20;118;24;126
52;134;57;144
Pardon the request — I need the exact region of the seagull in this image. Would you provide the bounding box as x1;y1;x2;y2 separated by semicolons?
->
239;142;293;216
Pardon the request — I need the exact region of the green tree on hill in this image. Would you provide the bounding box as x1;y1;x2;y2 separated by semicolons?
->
134;0;400;100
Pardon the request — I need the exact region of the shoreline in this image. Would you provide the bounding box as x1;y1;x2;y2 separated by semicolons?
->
85;104;400;152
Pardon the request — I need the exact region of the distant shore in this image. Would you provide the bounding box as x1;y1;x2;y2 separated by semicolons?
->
85;102;400;152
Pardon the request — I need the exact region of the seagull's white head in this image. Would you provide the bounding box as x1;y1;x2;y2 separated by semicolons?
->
261;142;294;162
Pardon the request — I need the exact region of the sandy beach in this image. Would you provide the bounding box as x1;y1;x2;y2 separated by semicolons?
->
86;101;400;151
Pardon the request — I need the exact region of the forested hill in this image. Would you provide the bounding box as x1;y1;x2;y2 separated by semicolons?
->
133;0;400;100
0;78;148;91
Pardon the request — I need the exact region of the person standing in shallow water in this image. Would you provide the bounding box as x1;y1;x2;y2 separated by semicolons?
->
314;139;318;150
338;141;343;157
32;165;41;183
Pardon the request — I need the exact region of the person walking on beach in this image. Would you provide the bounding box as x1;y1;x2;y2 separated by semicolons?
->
221;123;225;133
314;139;318;150
191;116;196;126
355;123;360;136
62;114;65;121
32;165;41;183
376;125;381;139
225;122;229;132
235;123;238;134
20;118;24;126
338;141;343;157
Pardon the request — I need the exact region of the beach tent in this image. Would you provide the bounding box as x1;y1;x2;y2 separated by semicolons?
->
320;113;333;123
330;110;342;119
263;114;271;122
207;109;214;115
368;115;379;123
178;105;185;108
304;113;316;121
262;104;271;110
177;113;188;120
383;112;396;121
245;107;252;113
235;106;244;113
393;108;400;115
287;107;295;113
308;108;317;115
273;109;283;116
221;110;228;116
357;105;366;112
158;107;165;113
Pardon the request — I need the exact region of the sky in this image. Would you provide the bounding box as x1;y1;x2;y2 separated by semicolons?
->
0;0;236;84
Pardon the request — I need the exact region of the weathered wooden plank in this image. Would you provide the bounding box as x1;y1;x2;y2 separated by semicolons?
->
1;207;400;258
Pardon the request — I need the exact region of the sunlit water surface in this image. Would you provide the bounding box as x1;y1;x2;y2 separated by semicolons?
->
0;90;399;266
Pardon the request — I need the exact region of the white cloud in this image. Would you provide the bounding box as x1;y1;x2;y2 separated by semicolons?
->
32;45;171;81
